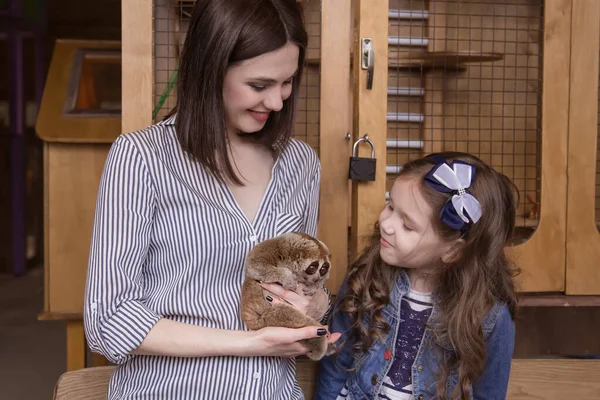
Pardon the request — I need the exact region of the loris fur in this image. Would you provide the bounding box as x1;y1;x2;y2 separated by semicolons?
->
240;232;333;361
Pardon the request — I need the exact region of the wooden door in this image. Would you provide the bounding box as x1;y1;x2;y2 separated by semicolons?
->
350;0;572;293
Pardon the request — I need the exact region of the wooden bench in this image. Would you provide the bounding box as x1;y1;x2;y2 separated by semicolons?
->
53;358;600;399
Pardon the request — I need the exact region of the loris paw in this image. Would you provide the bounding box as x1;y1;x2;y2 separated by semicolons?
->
302;286;318;296
302;336;328;361
281;275;298;292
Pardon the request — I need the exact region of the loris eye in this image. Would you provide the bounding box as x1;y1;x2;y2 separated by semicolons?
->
319;262;330;276
305;261;319;275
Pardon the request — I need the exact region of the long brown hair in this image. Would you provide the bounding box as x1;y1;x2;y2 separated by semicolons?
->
173;0;307;184
339;152;519;400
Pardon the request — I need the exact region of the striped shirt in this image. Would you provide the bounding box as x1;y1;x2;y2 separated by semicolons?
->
83;115;321;399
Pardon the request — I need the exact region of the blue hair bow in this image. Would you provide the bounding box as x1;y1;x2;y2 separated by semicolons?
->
424;158;482;231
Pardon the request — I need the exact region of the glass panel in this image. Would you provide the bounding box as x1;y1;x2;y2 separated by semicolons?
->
64;49;121;116
387;0;543;244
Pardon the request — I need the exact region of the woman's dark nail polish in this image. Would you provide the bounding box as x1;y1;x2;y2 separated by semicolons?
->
266;296;273;302
317;328;327;336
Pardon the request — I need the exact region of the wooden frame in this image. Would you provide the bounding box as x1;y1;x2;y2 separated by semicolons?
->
565;0;600;294
351;0;389;256
52;359;600;400
319;0;352;291
504;0;572;292
36;39;121;371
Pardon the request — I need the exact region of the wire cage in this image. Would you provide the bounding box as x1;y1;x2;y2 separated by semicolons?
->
386;0;543;243
151;0;322;155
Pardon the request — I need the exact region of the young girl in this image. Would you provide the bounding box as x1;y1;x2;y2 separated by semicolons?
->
316;152;519;400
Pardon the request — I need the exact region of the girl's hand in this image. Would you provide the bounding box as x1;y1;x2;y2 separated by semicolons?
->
245;326;342;358
259;282;329;321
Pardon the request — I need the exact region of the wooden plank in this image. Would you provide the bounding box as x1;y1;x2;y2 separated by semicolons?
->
43;144;50;313
319;0;351;293
296;358;600;399
46;144;110;313
505;0;571;292
122;0;153;133
507;359;600;399
519;295;600;307
514;306;600;356
351;0;389;256
565;0;600;294
66;321;86;371
54;366;115;399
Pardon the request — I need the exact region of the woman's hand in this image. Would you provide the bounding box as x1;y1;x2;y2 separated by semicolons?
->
259;282;329;321
245;326;341;358
133;318;341;359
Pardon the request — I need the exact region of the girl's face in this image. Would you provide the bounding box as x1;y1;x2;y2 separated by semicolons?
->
379;176;453;272
222;42;299;136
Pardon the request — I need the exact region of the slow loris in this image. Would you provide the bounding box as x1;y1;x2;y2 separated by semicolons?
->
240;232;333;360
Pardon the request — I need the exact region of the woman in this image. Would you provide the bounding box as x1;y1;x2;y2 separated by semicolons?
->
83;0;339;398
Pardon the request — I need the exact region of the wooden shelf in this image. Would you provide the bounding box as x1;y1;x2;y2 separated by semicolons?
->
519;295;600;307
389;51;504;71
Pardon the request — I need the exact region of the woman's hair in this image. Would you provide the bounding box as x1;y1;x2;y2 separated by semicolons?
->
338;152;520;400
171;0;308;184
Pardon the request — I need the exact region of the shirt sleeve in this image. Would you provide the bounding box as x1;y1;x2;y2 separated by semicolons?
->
83;135;162;364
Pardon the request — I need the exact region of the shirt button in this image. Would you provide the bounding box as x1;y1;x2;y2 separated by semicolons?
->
417;364;424;372
417;395;424;400
371;375;378;385
253;372;260;379
250;235;257;242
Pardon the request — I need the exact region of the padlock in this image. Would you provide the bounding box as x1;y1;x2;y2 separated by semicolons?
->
348;135;376;181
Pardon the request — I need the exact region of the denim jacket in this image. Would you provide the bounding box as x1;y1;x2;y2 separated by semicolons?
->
315;272;515;400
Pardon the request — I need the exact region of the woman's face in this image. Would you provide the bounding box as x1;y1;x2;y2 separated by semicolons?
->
223;42;299;136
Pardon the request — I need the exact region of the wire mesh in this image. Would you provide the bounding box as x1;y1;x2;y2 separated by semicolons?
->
152;0;321;155
387;0;543;244
296;0;321;154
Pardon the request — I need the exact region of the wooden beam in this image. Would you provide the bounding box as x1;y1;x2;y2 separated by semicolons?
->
505;0;572;292
122;0;153;132
319;0;351;293
565;0;600;294
350;0;389;256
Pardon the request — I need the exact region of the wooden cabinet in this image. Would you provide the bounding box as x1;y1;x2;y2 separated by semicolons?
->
36;39;121;370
